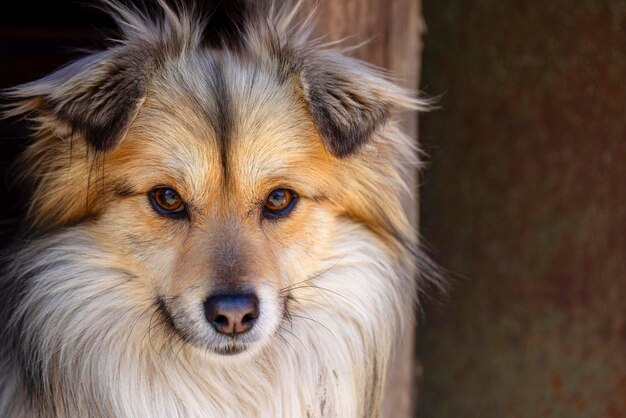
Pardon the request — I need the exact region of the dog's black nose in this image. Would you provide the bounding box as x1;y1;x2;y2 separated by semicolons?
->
203;293;259;335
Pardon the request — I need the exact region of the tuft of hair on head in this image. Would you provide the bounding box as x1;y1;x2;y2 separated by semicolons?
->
2;0;429;156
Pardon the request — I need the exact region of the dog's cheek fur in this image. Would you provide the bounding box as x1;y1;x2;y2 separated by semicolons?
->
5;53;150;232
90;198;188;279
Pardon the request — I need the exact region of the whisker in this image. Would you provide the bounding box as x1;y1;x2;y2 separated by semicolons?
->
286;295;326;307
276;332;299;358
126;304;155;345
288;312;338;341
279;256;346;293
278;324;308;354
145;310;166;356
173;336;187;362
282;285;360;308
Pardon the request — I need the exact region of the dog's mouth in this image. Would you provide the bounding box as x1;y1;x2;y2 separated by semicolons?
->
212;343;249;356
154;293;284;357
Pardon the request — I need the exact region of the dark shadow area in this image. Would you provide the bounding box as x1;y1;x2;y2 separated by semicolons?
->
0;1;116;242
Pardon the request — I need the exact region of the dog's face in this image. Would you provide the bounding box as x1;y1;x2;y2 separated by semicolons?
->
7;3;421;358
97;58;339;355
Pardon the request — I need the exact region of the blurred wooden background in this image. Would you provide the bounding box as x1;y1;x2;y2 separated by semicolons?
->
418;1;626;417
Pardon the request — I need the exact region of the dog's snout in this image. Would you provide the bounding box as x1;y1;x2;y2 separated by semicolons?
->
203;293;259;335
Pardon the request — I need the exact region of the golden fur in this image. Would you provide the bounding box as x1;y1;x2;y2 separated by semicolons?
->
0;1;435;417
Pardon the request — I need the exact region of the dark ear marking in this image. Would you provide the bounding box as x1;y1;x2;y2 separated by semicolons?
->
299;53;396;157
8;48;150;152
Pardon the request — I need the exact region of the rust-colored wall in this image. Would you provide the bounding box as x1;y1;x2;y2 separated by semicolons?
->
418;1;626;417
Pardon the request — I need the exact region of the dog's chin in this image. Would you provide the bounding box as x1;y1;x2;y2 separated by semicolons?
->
209;340;265;358
213;345;248;356
191;337;270;362
173;320;279;361
168;324;274;360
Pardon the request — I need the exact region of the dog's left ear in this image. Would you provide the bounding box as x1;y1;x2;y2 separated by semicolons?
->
6;48;149;152
299;52;415;157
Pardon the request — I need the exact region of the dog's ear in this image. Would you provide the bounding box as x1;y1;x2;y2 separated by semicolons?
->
299;52;415;157
5;47;149;152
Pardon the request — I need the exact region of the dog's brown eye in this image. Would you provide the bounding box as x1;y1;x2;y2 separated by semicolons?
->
263;189;297;218
149;187;186;218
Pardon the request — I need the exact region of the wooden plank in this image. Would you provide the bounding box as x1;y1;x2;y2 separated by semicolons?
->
310;1;425;416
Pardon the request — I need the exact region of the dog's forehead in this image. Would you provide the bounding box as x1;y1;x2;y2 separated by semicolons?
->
120;53;327;199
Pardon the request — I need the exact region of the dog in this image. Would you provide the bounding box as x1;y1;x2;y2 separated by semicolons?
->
0;1;435;416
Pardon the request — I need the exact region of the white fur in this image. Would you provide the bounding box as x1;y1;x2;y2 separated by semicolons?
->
0;220;414;417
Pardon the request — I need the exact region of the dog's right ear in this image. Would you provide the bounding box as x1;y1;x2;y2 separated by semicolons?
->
5;46;150;152
297;51;421;158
